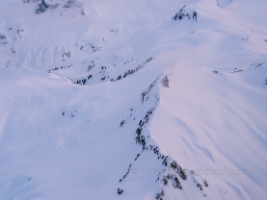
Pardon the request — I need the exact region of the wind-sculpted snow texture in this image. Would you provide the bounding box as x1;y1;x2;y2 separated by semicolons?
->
0;0;267;200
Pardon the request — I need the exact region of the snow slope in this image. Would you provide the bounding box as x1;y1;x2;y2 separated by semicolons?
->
0;0;267;199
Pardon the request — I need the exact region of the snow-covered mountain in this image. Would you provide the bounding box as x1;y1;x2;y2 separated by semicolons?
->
0;0;267;199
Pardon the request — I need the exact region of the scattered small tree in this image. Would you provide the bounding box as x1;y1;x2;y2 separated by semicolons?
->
0;34;8;44
161;177;168;185
120;120;126;127
117;75;122;80
155;189;164;200
172;176;182;189
197;183;203;190
35;0;50;14
204;180;209;187
170;161;178;169
192;11;198;21
117;188;123;195
161;75;169;87
82;79;87;85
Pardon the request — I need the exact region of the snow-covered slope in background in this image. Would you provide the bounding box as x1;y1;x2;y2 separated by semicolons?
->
0;0;267;199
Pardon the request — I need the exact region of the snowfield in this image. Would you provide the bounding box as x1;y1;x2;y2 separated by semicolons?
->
0;0;267;199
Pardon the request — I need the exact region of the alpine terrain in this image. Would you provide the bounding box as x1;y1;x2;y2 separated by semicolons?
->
0;0;267;199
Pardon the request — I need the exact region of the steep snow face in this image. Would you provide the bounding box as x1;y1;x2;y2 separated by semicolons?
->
0;0;267;200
